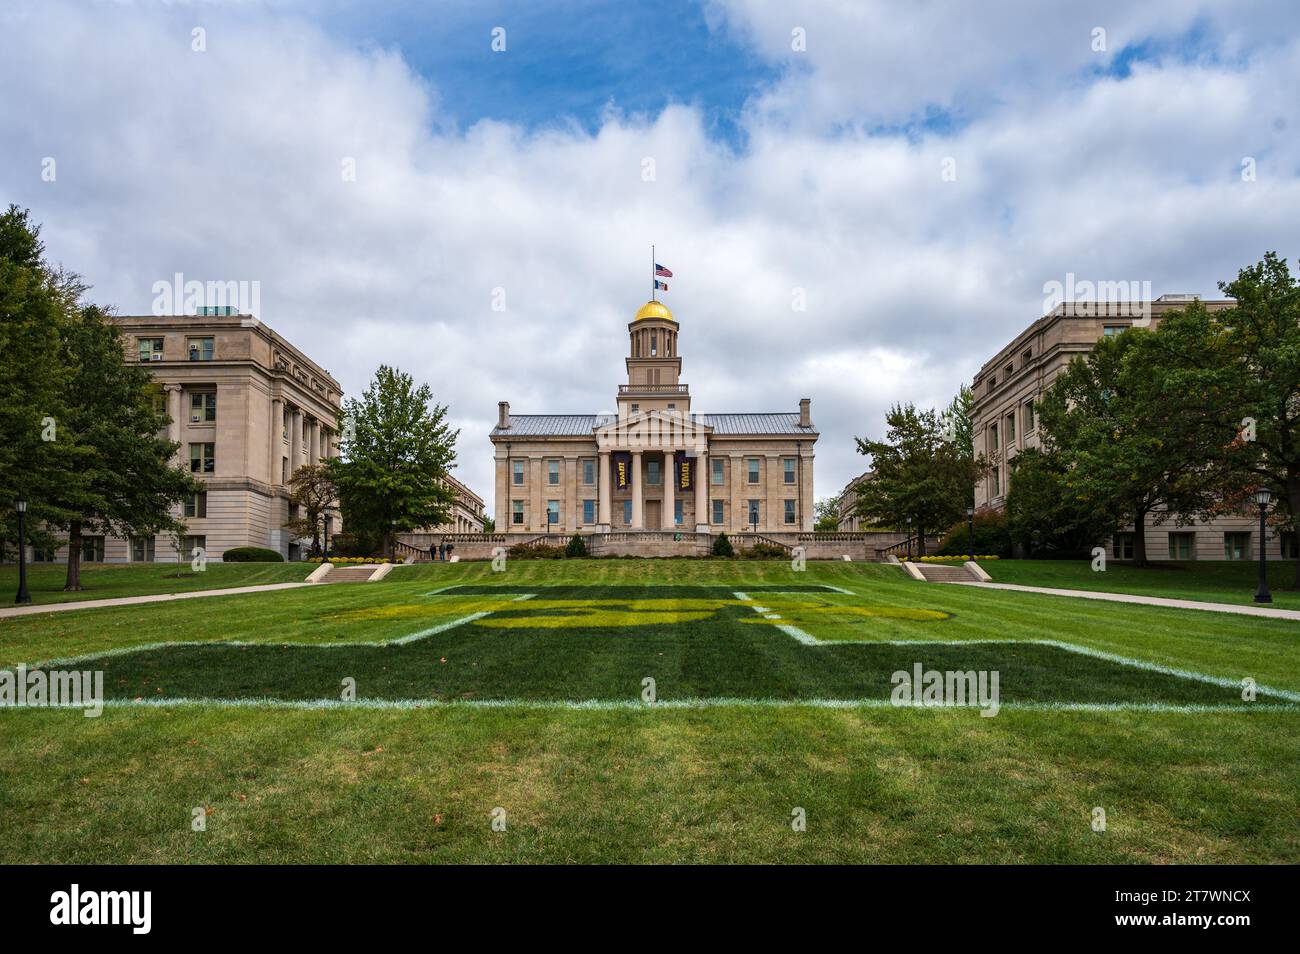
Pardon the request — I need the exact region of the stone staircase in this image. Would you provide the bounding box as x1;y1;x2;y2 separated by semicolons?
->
317;564;387;584
908;562;985;583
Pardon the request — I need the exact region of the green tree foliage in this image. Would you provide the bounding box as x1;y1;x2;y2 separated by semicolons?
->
480;514;496;533
565;534;587;557
854;400;984;556
813;496;841;532
711;531;734;557
283;463;338;557
1003;447;1113;556
1036;311;1229;566
326;365;459;557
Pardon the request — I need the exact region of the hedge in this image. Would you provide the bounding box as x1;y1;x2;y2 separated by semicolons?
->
221;546;285;563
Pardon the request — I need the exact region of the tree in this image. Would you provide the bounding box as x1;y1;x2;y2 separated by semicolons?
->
0;206;76;547
53;304;197;590
565;534;587;557
854;401;985;556
326;365;459;557
711;531;735;557
283;463;338;557
941;384;975;458
1036;319;1226;566
813;496;841;532
481;514;496;533
1004;448;1115;557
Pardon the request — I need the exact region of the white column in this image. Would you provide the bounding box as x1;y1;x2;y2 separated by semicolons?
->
598;449;611;530
289;407;302;477
166;385;183;465
631;451;644;529
695;448;709;533
662;450;674;531
309;419;320;464
269;397;282;484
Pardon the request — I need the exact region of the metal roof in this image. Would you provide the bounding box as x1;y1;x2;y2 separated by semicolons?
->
491;412;816;438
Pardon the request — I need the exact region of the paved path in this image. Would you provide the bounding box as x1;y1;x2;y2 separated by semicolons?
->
948;580;1300;621
0;581;316;619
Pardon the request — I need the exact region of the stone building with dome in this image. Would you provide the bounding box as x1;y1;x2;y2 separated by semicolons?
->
489;299;818;536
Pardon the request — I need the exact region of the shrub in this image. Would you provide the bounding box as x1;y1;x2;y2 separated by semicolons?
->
936;511;1012;558
221;546;285;563
711;532;735;557
565;534;588;557
741;542;789;560
511;543;566;559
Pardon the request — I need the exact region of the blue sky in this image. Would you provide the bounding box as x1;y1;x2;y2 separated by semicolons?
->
3;0;1300;508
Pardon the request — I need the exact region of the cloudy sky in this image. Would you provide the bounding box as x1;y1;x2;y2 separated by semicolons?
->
3;0;1299;511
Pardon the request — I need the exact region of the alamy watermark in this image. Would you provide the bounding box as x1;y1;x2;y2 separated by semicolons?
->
151;271;260;316
1042;273;1153;326
1;665;104;717
891;663;1000;716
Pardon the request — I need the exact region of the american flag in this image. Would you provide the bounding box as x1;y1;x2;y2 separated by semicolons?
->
655;263;673;278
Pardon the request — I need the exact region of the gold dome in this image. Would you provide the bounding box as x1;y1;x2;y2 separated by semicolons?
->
634;300;675;322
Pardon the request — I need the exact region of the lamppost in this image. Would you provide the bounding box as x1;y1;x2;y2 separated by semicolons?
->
13;498;31;605
750;503;758;536
967;505;975;564
1254;486;1272;605
905;515;913;559
323;511;333;561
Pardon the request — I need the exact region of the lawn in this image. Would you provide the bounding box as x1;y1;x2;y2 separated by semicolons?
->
0;561;309;605
1;559;1297;864
986;558;1300;609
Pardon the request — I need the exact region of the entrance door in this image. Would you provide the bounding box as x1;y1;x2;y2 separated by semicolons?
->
645;500;662;530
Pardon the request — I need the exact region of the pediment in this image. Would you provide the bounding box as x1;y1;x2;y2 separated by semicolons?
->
594;409;712;451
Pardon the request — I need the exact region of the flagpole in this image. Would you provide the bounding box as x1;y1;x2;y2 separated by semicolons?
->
652;244;655;302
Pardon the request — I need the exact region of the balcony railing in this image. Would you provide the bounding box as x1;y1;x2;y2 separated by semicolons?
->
618;384;689;394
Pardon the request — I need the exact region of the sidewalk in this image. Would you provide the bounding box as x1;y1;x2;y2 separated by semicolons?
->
949;580;1300;621
0;581;316;619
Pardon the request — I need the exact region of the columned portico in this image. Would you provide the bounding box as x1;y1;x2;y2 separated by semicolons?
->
597;448;612;531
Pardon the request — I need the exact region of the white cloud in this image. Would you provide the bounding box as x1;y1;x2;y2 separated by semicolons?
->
2;0;1299;517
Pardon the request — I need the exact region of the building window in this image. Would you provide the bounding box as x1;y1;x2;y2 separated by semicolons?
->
184;491;208;518
747;458;760;484
784;499;796;524
512;460;524;485
1113;532;1134;560
582;459;595;485
712;499;724;524
990;466;1000;497
650;332;657;356
631;403;639;413
1021;348;1031;363
1168;532;1195;560
674;499;683;525
783;458;796;484
647;460;661;485
1283;532;1299;560
190;391;216;423
746;500;761;526
547;500;559;525
138;337;164;362
131;536;156;562
546;460;560;485
711;458;724;485
182;535;206;557
189;442;215;474
512;500;524;525
1224;532;1250;560
583;499;595;524
987;375;996;393
1004;363;1013;376
1023;400;1035;432
1006;412;1015;444
623;500;633;525
989;422;999;452
187;337;214;361
1103;325;1128;336
80;535;105;563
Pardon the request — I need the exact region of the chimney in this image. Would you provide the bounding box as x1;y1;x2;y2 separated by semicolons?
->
799;398;811;428
498;401;510;429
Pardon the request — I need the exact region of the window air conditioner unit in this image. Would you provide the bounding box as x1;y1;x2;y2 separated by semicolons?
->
150;353;163;361
191;414;202;423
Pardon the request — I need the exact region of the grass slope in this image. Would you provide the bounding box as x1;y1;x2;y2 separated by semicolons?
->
0;561;307;605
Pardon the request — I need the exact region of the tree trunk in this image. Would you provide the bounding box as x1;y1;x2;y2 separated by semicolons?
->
1132;507;1147;568
916;521;927;557
65;520;83;591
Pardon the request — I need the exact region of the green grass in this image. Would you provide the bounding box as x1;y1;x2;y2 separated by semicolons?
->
0;561;308;605
1;559;1297;863
987;558;1300;609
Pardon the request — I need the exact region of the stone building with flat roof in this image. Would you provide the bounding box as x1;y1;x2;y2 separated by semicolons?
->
972;294;1291;561
489;300;818;535
39;311;345;564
